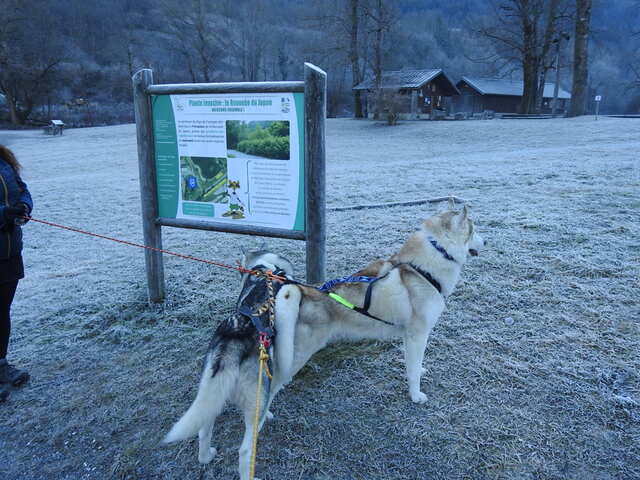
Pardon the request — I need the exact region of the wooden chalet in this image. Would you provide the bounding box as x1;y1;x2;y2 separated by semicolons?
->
353;69;460;120
455;77;571;114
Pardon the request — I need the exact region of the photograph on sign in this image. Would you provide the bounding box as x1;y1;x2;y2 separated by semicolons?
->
151;93;305;231
226;120;290;160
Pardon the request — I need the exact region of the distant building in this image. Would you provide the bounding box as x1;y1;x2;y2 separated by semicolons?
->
455;77;571;114
353;69;460;119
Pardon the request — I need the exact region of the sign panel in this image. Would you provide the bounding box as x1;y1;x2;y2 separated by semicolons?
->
595;95;602;102
151;93;305;231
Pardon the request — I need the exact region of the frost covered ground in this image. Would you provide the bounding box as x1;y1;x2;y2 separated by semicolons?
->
0;116;638;480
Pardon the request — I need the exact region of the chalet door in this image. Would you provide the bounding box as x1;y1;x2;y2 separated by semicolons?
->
422;96;432;114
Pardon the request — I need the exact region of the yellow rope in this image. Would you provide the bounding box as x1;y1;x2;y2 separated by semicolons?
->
249;271;276;480
249;345;271;479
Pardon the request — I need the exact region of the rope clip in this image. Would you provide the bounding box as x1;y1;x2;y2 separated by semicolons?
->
259;333;271;349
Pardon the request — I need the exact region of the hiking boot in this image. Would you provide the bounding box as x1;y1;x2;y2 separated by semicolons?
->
0;384;9;402
0;359;30;387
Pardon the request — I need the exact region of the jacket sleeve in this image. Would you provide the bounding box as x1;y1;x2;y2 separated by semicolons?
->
16;175;33;213
0;172;6;229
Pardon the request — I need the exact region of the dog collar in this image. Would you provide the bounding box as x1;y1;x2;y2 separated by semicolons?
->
428;237;457;262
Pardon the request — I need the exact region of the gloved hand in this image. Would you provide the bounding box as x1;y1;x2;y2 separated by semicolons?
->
15;203;30;225
3;204;30;224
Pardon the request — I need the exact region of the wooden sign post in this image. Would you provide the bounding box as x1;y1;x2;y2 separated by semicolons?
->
133;64;326;302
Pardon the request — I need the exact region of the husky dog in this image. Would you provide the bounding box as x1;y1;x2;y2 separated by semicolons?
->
164;201;484;480
163;250;298;479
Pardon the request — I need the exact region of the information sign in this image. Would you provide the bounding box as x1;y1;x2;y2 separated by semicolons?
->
151;93;305;231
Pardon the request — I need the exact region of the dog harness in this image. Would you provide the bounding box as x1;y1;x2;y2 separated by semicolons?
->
319;274;394;326
236;264;289;343
318;239;457;324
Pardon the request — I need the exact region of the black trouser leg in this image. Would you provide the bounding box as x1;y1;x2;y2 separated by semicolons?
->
0;280;18;360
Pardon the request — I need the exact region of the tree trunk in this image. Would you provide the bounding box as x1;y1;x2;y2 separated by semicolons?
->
536;69;548;112
350;0;364;118
520;13;538;114
521;54;539;114
7;94;21;125
551;45;562;115
568;0;592;117
372;0;383;120
534;0;561;112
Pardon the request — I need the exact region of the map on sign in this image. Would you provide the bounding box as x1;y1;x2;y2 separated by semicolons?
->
180;156;227;203
151;92;305;230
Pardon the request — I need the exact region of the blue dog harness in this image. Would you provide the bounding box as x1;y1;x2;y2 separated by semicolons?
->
318;274;392;325
318;239;456;324
318;275;377;293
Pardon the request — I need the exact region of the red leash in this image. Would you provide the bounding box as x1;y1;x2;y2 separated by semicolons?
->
24;216;287;282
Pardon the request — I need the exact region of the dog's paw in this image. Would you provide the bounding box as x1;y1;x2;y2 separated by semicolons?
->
265;410;274;421
198;447;217;464
410;391;428;404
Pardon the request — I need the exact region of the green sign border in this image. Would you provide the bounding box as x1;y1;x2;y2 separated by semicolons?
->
293;92;305;232
151;95;179;218
150;93;305;232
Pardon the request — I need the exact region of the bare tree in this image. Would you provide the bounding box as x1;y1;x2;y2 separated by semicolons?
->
366;0;396;88
632;28;640;91
350;0;365;117
567;0;592;116
365;0;398;119
160;0;223;83
0;0;64;124
477;0;569;113
215;1;276;82
550;31;571;115
534;0;566;112
306;0;371;116
238;5;267;81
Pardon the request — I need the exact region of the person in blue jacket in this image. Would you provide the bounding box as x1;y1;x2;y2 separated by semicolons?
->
0;145;32;402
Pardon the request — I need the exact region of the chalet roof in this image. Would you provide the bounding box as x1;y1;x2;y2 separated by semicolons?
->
459;76;571;99
353;69;459;93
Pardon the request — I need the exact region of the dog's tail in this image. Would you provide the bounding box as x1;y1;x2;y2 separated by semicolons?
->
162;348;238;444
274;285;301;384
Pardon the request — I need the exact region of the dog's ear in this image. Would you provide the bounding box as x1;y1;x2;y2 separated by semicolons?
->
447;196;456;210
239;245;248;269
458;205;469;226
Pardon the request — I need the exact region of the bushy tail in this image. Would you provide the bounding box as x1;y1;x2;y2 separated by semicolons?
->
274;285;301;383
163;351;238;444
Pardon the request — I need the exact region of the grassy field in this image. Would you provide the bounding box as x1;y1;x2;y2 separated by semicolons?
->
0;116;638;479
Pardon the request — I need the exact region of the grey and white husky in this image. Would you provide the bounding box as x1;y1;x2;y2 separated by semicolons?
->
163;201;485;480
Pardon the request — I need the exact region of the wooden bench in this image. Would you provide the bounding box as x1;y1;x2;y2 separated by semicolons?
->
43;120;65;135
